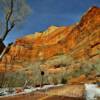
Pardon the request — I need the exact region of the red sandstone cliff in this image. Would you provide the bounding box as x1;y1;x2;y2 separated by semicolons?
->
0;6;100;79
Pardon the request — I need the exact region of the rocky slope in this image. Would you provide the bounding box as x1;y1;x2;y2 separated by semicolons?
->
0;6;100;84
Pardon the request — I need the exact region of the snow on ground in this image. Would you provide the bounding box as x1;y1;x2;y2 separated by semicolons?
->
1;84;100;99
0;84;64;98
85;84;100;100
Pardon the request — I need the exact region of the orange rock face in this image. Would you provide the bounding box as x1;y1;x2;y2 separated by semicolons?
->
0;6;100;74
68;75;87;85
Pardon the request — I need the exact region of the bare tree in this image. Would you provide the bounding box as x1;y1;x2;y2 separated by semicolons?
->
0;0;31;41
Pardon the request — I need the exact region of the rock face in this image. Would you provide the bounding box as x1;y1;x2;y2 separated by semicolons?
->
0;6;100;84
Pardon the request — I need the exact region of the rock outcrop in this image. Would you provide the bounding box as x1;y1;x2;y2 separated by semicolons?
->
0;6;100;84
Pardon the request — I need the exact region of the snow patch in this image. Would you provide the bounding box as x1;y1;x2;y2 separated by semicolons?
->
85;84;100;100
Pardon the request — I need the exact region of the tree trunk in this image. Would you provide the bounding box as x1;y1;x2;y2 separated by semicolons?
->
1;30;8;41
0;39;5;54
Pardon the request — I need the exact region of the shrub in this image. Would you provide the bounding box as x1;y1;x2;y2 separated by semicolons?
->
61;78;67;84
45;54;74;67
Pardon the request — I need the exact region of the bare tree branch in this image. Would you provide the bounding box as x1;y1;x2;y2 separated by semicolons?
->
0;0;31;41
8;21;15;32
1;0;14;41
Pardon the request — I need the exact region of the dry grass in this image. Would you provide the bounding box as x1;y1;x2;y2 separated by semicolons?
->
42;95;84;100
45;85;85;97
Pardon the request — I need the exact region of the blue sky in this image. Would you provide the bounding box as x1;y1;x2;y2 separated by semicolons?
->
3;0;100;45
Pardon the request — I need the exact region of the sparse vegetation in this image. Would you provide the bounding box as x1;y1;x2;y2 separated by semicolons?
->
45;54;73;67
0;71;28;88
